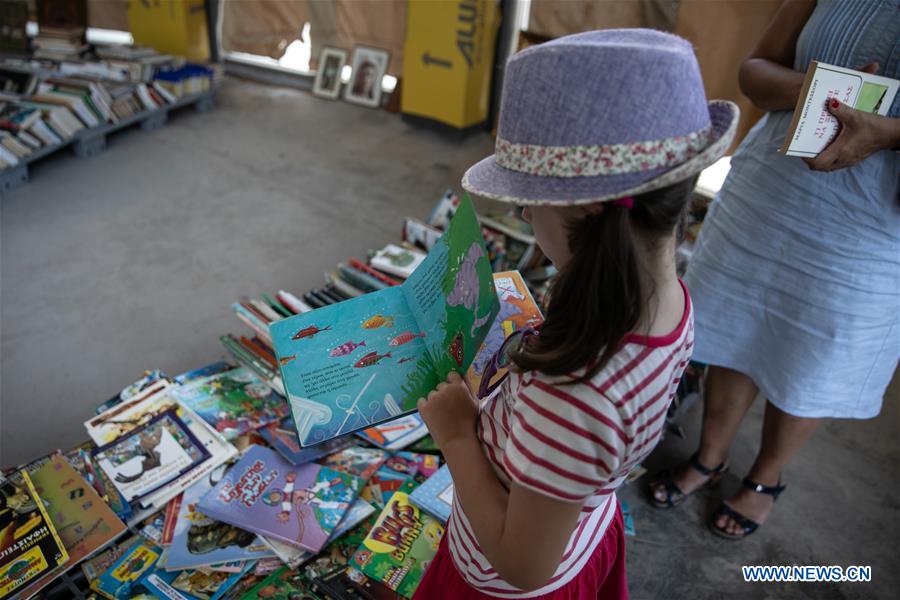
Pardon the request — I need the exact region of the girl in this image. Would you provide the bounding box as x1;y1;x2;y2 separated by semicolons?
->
414;30;739;598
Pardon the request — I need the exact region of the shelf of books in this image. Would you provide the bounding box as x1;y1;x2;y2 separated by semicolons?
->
0;44;221;192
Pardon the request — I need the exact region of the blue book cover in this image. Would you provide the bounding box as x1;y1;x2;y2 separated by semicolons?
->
138;563;247;600
270;194;498;447
409;465;453;522
91;539;161;599
164;476;275;570
257;416;354;465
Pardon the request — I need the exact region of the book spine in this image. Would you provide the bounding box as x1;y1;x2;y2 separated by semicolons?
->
277;290;313;314
234;310;272;343
338;264;385;292
325;272;366;298
349;258;401;286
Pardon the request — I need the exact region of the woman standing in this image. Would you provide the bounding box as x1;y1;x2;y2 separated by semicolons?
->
649;0;899;539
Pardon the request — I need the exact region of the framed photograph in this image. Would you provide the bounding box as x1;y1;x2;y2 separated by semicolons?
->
344;46;391;108
312;46;348;100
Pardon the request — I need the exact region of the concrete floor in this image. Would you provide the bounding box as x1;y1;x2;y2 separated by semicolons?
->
1;77;897;598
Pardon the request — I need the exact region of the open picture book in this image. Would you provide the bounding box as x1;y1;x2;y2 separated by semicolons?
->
780;60;899;157
271;194;499;447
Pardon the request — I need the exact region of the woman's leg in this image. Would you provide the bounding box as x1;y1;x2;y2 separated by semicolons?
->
715;401;819;534
652;366;758;503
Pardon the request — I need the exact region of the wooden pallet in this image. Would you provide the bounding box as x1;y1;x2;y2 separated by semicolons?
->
0;90;216;192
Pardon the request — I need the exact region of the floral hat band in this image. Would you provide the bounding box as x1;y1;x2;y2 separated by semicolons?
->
493;124;713;178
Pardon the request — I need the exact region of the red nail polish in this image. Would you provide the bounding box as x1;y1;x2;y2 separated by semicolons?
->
830;98;840;109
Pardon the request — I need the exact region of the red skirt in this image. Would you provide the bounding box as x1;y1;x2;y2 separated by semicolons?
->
413;505;628;600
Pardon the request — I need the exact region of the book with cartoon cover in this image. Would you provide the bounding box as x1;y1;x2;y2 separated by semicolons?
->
15;454;128;598
170;365;290;440
164;476;275;570
197;445;363;554
408;465;453;523
320;446;388;481
137;563;247;600
271;194;499;447
466;270;543;397
0;472;69;600
91;410;211;503
91;539;160;599
349;491;444;598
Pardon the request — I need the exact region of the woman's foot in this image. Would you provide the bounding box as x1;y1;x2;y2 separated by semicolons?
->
648;451;728;508
710;477;786;539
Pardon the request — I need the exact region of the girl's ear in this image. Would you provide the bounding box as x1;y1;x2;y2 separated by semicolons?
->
579;203;605;217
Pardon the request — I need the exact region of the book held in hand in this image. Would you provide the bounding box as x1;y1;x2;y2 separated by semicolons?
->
780;60;899;157
271;194;499;447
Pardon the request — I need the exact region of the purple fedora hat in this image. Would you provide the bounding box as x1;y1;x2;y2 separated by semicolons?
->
462;29;739;205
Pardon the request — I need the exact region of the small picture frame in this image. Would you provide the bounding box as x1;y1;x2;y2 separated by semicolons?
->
344;45;391;108
312;46;348;100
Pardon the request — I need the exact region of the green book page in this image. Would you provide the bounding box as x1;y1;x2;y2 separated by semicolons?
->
402;193;499;381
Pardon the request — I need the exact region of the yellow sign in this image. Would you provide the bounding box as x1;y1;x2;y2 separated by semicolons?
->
128;0;210;62
402;0;501;128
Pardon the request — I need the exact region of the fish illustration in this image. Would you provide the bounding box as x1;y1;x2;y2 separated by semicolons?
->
448;332;463;367
292;325;332;340
354;351;392;368
328;340;366;357
279;354;297;366
389;331;425;347
362;314;395;329
397;356;416;364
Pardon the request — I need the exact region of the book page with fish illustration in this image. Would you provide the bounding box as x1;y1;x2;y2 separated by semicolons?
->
270;286;439;446
270;193;498;447
402;193;499;381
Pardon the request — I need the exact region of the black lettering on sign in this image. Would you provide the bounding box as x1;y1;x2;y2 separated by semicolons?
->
457;1;477;68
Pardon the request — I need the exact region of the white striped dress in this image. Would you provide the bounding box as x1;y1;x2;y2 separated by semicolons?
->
446;284;694;597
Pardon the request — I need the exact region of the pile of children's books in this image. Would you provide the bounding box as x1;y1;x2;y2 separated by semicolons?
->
1;193;546;600
0;45;217;171
0;363;459;600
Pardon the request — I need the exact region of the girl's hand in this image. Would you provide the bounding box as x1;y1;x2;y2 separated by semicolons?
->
417;372;478;450
803;97;900;172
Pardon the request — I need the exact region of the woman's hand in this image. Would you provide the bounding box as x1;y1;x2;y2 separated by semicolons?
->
417;371;478;450
803;98;900;172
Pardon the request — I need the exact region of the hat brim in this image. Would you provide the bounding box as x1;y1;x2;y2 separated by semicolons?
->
462;101;739;205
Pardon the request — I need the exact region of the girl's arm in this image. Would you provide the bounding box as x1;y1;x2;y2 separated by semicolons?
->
738;0;816;112
418;373;583;591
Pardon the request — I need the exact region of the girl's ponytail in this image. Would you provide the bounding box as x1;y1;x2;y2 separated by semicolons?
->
512;177;696;383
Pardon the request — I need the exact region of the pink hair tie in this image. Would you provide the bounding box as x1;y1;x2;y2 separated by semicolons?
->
612;196;634;209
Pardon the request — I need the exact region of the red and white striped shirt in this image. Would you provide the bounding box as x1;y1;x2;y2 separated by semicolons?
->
446;283;694;597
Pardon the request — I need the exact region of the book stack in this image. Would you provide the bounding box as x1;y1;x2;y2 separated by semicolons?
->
1;355;463;599
0;53;215;171
33;25;88;61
